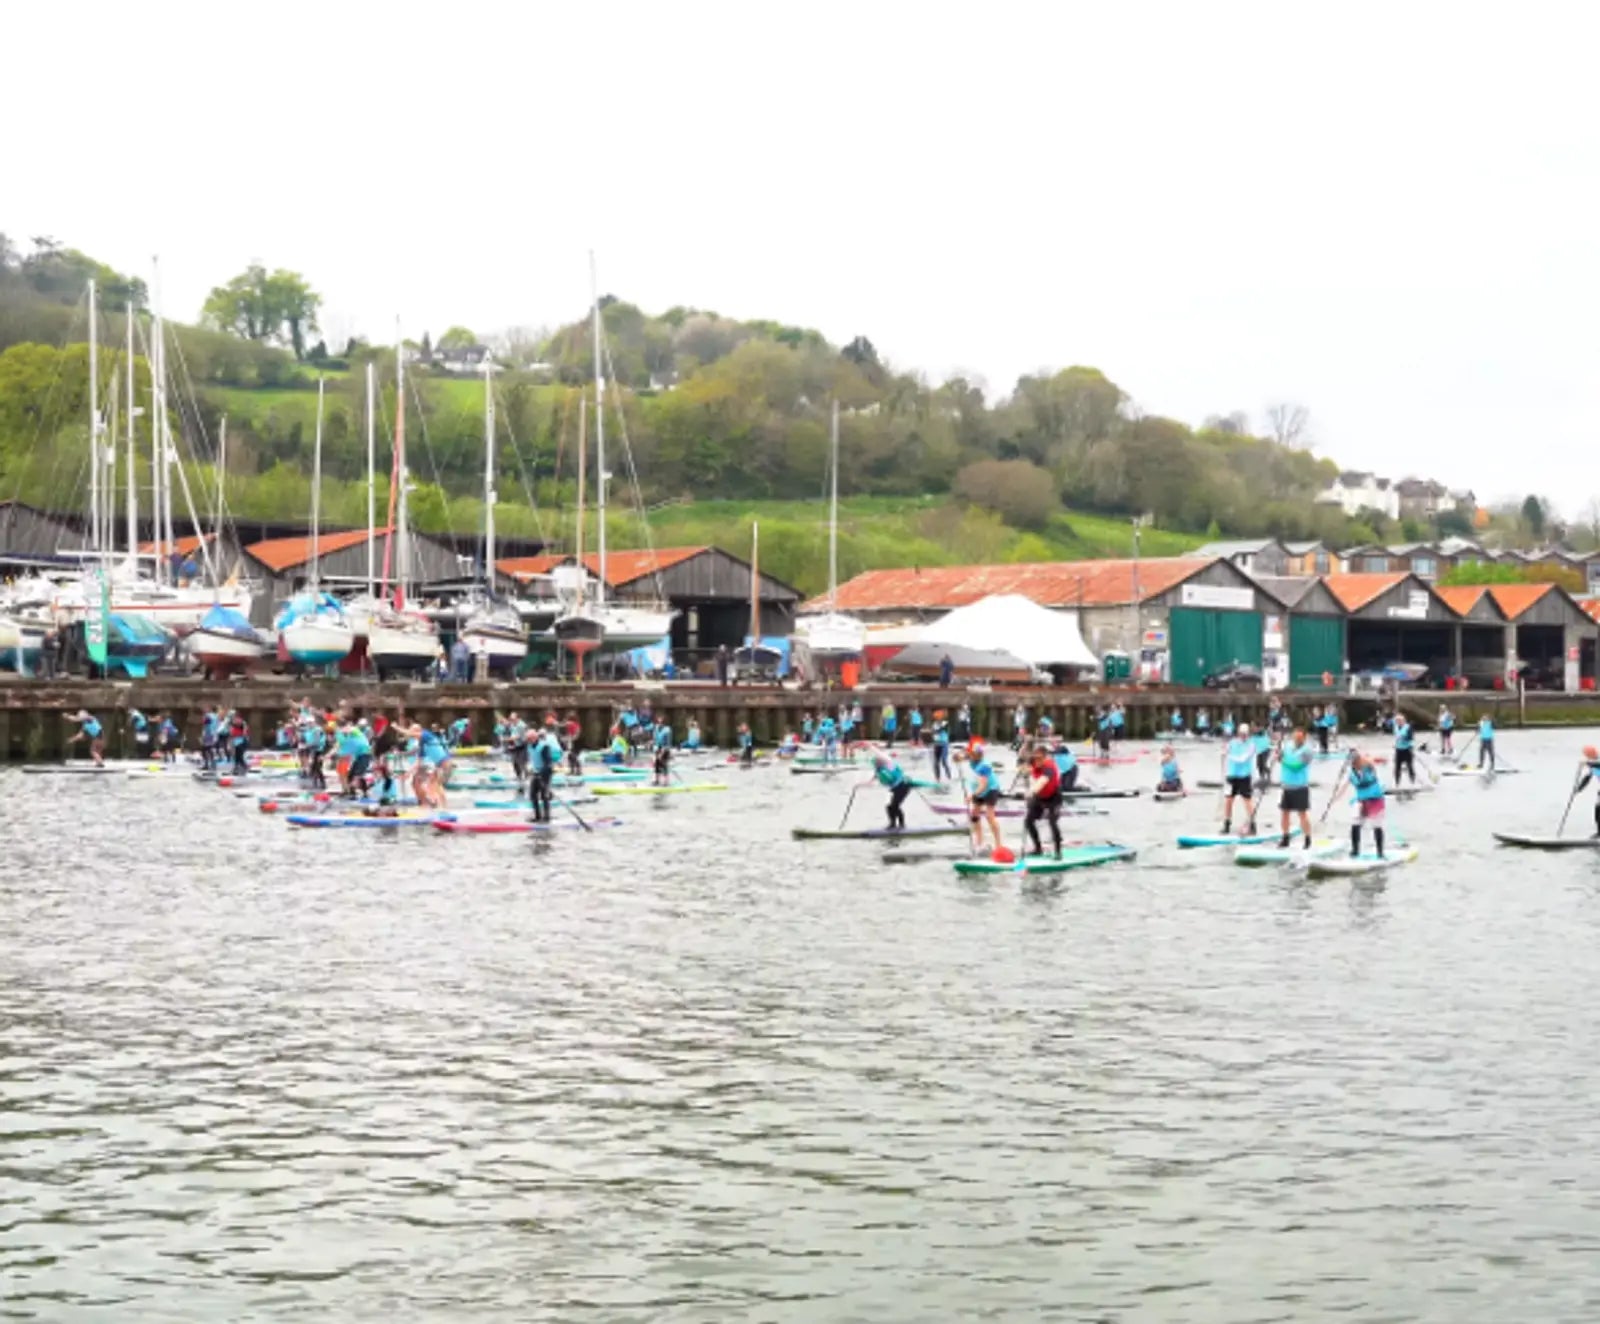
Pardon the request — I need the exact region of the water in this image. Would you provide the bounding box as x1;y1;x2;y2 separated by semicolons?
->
7;733;1600;1321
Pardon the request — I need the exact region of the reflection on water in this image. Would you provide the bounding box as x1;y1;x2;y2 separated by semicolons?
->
6;731;1600;1320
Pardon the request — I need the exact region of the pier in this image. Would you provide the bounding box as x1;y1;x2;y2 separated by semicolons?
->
2;678;1591;763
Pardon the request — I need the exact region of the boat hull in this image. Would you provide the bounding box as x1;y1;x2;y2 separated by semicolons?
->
189;627;268;673
279;620;354;667
368;620;440;676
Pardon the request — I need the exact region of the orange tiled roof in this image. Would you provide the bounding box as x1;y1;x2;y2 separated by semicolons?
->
1320;572;1410;613
498;547;708;588
1486;582;1556;620
1434;584;1492;616
138;533;215;557
245;527;390;574
803;558;1216;612
1578;597;1600;623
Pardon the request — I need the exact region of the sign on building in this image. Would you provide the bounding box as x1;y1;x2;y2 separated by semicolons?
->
1179;583;1255;610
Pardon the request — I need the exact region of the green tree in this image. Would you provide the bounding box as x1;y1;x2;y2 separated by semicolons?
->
437;326;479;354
1520;494;1546;540
202;265;322;359
952;459;1058;530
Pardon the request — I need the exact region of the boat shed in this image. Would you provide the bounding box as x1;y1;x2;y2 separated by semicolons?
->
1324;573;1458;677
1481;583;1597;689
1251;575;1347;687
0;501;87;570
242;528;467;623
498;546;802;654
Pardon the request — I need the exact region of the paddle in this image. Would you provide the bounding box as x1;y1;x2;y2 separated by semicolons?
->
838;784;860;830
1247;736;1284;830
552;788;593;832
1413;748;1441;786
1557;762;1586;837
1318;754;1352;824
1454;731;1478;767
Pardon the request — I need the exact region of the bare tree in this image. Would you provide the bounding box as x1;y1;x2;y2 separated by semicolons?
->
1202;410;1250;435
1583;496;1600;550
1265;401;1311;448
491;324;550;368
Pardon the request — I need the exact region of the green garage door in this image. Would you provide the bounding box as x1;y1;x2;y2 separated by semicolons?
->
1288;615;1345;688
1169;607;1263;687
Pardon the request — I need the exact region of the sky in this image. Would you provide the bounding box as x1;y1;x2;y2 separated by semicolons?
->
6;1;1597;509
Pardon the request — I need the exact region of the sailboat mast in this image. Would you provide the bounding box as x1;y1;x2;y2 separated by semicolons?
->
210;417;227;602
750;522;760;643
125;304;137;564
365;362;376;598
310;377;324;592
482;358;496;588
574;390;587;607
150;267;167;586
88;279;100;565
395;335;410;605
590;250;606;608
829;399;840;608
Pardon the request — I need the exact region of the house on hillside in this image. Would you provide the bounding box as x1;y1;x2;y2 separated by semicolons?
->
1284;540;1336;575
1193;539;1289;576
434;343;491;374
1316;471;1399;520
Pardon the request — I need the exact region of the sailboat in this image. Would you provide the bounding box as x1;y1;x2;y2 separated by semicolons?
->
793;399;866;668
275;379;355;669
568;252;674;653
552;384;605;670
732;522;782;679
188;417;270;675
367;336;442;678
459;359;529;674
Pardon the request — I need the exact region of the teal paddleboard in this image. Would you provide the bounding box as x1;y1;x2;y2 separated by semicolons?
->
953;844;1136;875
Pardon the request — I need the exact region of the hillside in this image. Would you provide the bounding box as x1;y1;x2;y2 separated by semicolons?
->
0;231;1450;571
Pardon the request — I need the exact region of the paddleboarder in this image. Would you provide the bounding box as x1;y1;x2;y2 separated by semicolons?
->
961;741;1005;854
818;712;840;764
1392;714;1417;785
371;715;401;805
931;714;952;783
652;719;673;785
1052;738;1080;793
446;716;471;750
1275;728;1314;849
737;723;756;768
1253;724;1273;786
1575;746;1600;837
1438;704;1455;755
530;718;562;821
68;710;105;765
1024;746;1063;858
1196;707;1211;739
1477;714;1496;771
865;750;913;831
1220;723;1257;835
1312;704;1331;754
156;713;179;764
198;706;220;772
130;708;151;757
226;711;250;775
1156;746;1183;794
683;718;704;751
1348;752;1387;858
1170;707;1185;736
303;714;329;790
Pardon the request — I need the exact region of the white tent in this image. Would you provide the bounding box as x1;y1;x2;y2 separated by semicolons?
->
915;594;1098;671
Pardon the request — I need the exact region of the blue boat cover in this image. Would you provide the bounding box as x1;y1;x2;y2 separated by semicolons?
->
200;604;255;634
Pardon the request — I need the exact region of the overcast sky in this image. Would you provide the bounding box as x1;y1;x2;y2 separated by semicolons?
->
7;2;1595;509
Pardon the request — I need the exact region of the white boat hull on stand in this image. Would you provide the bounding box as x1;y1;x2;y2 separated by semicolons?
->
189;627;268;671
368;616;440;677
595;604;675;653
279;619;354;668
795;611;866;664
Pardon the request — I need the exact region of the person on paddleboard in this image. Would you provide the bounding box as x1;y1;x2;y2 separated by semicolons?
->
1276;729;1314;849
530;718;562;822
446;716;471;750
1574;746;1600;837
864;750;913;831
1437;704;1455;755
1196;707;1211;739
68;710;105;765
563;712;582;777
1477;715;1496;771
1110;704;1126;742
737;723;756;768
337;718;373;799
1311;704;1330;754
130;708;151;757
1170;707;1185;735
302;714;328;790
881;702;898;748
1392;715;1417;785
1348;752;1387;858
226;711;250;775
817;712;839;764
1253;725;1273;786
1220;723;1257;835
1157;746;1183;794
652;719;673;785
1024;746;1064;858
961;741;1005;854
156;713;179;764
684;718;703;751
1051;738;1080;793
371;716;400;805
931;714;952;783
198;707;220;772
1094;708;1114;756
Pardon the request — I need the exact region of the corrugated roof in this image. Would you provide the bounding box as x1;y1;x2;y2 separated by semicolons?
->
806;557;1217;612
138;533;214;557
1196;539;1277;557
246;527;390;573
1486;582;1556;619
1321;572;1409;612
1578;598;1600;623
1250;574;1318;607
498;547;708;588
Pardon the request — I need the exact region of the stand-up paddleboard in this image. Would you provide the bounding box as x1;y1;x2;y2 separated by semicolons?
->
1443;766;1522;778
592;782;728;796
1004;788;1139;802
1492;833;1600;850
23;763;122;775
1300;845;1419;878
792;824;969;841
1388;783;1434;795
789;764;856;776
1234;838;1343;866
433;816;623;835
1177;831;1280;848
285;811;443;828
470;794;598;809
1079;755;1140;766
1152;790;1187;803
953;844;1136;875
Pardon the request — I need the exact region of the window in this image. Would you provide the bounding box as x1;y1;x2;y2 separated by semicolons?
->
1363;556;1389;572
1412;556;1436;578
1314;553;1330;574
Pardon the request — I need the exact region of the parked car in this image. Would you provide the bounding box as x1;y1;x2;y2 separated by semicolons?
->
1202;662;1263;691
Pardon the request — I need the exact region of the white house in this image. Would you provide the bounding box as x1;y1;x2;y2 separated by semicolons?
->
1315;471;1399;521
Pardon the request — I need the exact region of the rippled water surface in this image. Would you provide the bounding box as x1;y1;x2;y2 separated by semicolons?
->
8;730;1600;1321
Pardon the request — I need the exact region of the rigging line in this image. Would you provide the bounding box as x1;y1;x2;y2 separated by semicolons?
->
599;337;668;604
154;319;220;582
487;371;551;551
400;360;465;559
9;290;89;516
